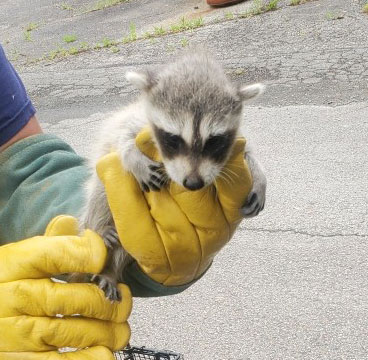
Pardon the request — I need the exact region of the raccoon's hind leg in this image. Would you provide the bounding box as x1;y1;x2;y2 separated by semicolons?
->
74;174;127;301
91;226;127;302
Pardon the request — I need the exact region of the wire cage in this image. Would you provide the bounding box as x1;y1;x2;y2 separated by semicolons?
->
114;345;184;360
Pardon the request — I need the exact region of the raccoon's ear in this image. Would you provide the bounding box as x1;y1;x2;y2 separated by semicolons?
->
238;83;265;101
125;70;157;91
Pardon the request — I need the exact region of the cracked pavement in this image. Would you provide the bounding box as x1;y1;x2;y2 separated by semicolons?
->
1;0;368;359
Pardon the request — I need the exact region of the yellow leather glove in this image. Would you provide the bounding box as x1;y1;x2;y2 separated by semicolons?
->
97;129;252;291
0;216;132;360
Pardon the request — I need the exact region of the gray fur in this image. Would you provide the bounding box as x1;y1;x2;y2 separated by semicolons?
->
70;50;267;301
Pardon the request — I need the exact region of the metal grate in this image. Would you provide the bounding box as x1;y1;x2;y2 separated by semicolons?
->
114;346;184;360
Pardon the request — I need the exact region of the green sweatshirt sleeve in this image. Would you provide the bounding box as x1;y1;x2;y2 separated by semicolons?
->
0;134;88;244
0;134;201;297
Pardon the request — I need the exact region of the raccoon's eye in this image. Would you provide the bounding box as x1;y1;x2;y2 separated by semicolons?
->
203;134;233;161
162;132;184;151
203;135;227;153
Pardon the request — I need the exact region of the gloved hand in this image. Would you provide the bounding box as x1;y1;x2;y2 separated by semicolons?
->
0;215;132;360
97;129;252;290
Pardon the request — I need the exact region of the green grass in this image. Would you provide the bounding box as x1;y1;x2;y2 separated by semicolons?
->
325;11;344;20
25;22;39;32
225;11;234;20
142;17;204;39
180;37;189;47
102;37;117;47
233;68;246;76
266;0;279;11
79;41;89;50
24;22;39;41
289;0;316;5
63;34;77;43
129;23;137;40
240;0;279;17
48;41;91;60
87;0;128;12
153;26;167;36
143;31;153;39
69;47;79;55
34;15;205;63
122;23;137;43
170;17;204;33
58;2;74;10
363;2;368;13
24;31;32;41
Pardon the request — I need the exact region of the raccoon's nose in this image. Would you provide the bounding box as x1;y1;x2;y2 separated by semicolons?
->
183;176;204;191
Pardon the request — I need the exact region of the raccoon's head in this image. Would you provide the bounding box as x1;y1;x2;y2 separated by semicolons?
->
126;52;264;191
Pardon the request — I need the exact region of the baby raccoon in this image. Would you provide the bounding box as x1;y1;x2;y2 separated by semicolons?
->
76;51;267;301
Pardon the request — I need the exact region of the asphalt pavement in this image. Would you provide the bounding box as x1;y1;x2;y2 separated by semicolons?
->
1;0;367;359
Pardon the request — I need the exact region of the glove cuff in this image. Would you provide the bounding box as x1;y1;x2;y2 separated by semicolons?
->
123;261;211;297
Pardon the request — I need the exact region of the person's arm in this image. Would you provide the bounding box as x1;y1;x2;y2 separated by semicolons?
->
0;45;41;152
0;115;42;152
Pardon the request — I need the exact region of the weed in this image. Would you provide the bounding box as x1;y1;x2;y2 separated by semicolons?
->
87;0;128;12
151;17;204;38
233;68;246;76
325;11;344;20
47;43;90;60
225;11;234;19
123;22;137;43
289;0;315;5
48;47;68;60
129;23;137;40
79;41;89;50
102;37;116;47
363;2;368;13
63;34;77;43
266;0;279;11
111;46;120;53
69;47;79;55
10;50;20;62
143;31;153;39
24;22;39;41
252;0;264;15
25;22;39;32
154;26;167;36
48;50;58;60
240;0;279;17
58;2;74;10
24;31;32;41
170;17;204;33
180;37;189;47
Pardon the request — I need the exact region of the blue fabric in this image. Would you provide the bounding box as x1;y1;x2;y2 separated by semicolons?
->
0;45;36;146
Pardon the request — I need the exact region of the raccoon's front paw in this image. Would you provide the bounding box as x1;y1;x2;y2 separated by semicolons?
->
133;159;168;192
92;274;121;302
241;188;266;218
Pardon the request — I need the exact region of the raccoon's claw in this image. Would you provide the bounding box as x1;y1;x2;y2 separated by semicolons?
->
92;274;122;302
140;163;168;192
102;226;120;249
241;191;265;218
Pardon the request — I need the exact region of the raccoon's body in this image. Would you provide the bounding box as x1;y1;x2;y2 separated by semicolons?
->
75;51;267;301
